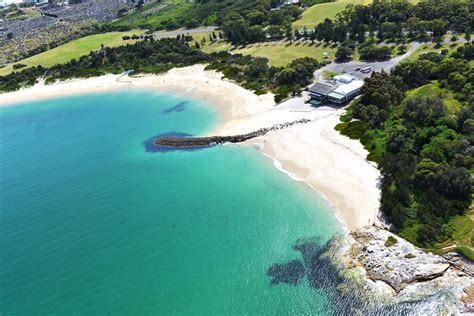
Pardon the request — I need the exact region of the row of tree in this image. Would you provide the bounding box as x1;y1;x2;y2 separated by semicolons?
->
221;5;302;45
294;0;472;44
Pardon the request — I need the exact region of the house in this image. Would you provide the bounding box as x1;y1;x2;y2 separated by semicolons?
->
284;0;299;5
327;80;364;104
308;82;335;105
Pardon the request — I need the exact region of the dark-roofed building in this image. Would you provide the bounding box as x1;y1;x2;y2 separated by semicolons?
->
308;83;335;104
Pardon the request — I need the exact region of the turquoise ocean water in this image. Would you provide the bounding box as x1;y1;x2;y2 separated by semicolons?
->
0;90;345;314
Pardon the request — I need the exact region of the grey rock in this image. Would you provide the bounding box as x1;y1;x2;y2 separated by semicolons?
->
349;227;450;292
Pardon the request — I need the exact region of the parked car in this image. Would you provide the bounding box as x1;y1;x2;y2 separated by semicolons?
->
354;67;361;71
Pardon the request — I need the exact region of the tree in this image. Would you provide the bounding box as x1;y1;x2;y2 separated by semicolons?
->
403;96;447;127
244;58;269;78
359;45;391;61
285;24;293;42
183;18;199;29
320;18;334;43
359;71;402;110
430;19;447;37
268;25;283;39
222;12;249;45
248;25;266;43
392;60;435;88
415;159;441;189
246;9;265;25
335;45;353;62
275;68;297;85
165;19;179;30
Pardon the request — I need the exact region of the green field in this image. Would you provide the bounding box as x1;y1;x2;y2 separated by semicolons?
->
232;41;336;67
202;39;232;54
292;0;372;30
0;31;144;76
111;0;194;29
405;82;462;114
407;42;461;62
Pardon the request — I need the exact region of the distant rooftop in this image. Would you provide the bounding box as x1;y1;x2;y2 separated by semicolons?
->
308;82;335;95
332;80;364;96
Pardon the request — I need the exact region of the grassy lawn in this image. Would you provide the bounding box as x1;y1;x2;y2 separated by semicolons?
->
0;31;145;76
292;0;372;30
293;0;419;30
440;214;474;247
232;41;336;67
153;29;226;51
178;31;215;45
112;0;194;29
406;42;461;62
322;70;338;79
433;209;474;259
202;39;232;54
406;82;462;114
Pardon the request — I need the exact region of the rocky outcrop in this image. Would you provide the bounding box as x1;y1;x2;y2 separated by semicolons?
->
349;226;451;292
462;284;474;312
154;119;311;148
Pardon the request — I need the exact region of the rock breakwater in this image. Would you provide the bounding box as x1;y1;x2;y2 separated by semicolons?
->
154;119;311;148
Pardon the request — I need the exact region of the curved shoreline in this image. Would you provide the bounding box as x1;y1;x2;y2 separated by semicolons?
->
0;64;380;232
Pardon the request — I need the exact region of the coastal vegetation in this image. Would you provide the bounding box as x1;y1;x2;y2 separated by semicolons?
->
0;37;320;102
207;53;321;101
336;43;473;251
384;236;398;247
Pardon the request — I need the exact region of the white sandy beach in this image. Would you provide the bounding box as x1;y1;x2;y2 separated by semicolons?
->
0;65;380;231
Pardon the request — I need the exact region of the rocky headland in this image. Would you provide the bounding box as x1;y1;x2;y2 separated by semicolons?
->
344;226;474;313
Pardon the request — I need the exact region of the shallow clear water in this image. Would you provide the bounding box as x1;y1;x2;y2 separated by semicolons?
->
0;90;344;314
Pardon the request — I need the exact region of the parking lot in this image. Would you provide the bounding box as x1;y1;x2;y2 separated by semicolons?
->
316;42;422;80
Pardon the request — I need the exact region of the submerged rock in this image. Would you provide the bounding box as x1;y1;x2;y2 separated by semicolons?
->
267;260;305;286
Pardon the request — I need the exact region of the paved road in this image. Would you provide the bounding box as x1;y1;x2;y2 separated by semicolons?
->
153;27;218;39
319;42;422;81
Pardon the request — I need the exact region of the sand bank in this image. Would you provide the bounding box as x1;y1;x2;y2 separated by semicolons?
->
0;65;380;231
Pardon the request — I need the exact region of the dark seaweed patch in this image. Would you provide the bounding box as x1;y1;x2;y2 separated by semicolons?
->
162;101;188;114
267;260;305;286
267;236;370;314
